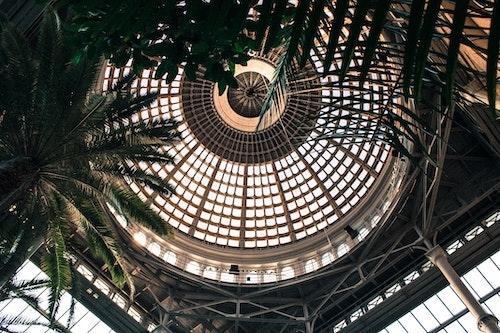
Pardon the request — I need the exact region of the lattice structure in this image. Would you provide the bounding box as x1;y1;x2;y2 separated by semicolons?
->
99;4;409;284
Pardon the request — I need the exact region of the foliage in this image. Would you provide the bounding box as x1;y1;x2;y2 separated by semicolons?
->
0;277;69;333
0;12;178;320
58;0;257;91
54;0;498;164
57;0;498;112
257;0;498;161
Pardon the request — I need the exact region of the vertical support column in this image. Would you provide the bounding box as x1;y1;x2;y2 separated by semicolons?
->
303;304;313;333
426;246;500;333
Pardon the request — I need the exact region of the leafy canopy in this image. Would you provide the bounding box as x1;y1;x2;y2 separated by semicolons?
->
0;12;178;319
58;0;498;113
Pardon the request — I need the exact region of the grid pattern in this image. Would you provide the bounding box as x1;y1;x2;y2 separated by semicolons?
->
379;251;500;333
330;211;500;332
99;2;407;282
101;56;390;249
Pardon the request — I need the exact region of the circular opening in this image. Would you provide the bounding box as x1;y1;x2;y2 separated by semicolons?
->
227;72;270;118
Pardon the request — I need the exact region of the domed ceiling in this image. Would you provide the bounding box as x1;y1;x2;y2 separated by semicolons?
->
100;8;409;284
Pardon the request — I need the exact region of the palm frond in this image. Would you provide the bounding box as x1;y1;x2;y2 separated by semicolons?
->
40;195;72;319
257;50;289;131
287;0;311;62
359;0;391;84
109;186;172;236
264;0;288;53
487;0;499;116
323;0;349;74
1;11;179;320
68;199;132;289
93;164;175;197
300;0;326;68
413;0;443;101
255;0;274;47
402;0;426;97
338;0;370;81
444;0;470;106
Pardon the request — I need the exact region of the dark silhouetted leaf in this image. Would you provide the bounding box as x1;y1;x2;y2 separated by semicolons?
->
359;0;391;84
487;0;499;116
444;0;469;107
288;0;311;61
265;0;287;52
413;0;443;101
300;0;326;68
323;0;349;74
255;0;274;46
339;0;371;81
402;0;426;98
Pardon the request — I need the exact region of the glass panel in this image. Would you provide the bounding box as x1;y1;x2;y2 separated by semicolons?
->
386;321;407;333
424;295;453;324
457;312;480;333
398;313;426;333
411;304;440;331
437;287;466;315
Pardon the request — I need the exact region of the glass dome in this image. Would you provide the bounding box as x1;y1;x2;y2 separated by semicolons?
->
100;6;409;284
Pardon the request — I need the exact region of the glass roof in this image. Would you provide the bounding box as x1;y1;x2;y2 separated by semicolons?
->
378;250;500;333
100;5;410;282
102;60;390;249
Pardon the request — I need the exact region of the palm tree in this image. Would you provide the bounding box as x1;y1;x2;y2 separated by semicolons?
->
0;12;178;319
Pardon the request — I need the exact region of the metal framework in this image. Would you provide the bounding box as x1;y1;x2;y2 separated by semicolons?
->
67;93;499;333
3;0;499;332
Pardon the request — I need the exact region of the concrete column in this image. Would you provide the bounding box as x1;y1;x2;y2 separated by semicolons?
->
426;246;500;333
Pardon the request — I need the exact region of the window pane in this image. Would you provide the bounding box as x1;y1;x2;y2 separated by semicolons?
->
424;296;453;324
411;304;440;331
398;313;426;333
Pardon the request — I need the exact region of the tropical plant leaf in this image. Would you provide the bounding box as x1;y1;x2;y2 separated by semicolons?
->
339;0;371;81
257;50;289;131
41;226;71;319
255;0;274;46
0;11;177;320
444;0;470;106
322;0;349;74
402;0;426;98
300;0;326;68
359;0;391;84
413;0;443;101
109;187;171;236
287;0;312;62
487;0;499;116
264;0;288;52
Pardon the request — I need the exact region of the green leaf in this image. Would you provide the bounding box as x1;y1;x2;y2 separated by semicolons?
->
402;0;426;98
258;51;289;130
339;0;371;81
41;225;71;320
255;0;274;46
287;0;311;62
413;0;443;101
155;60;179;83
487;0;499;116
265;0;288;53
300;0;326;68
323;0;349;74
443;0;469;107
359;0;391;84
